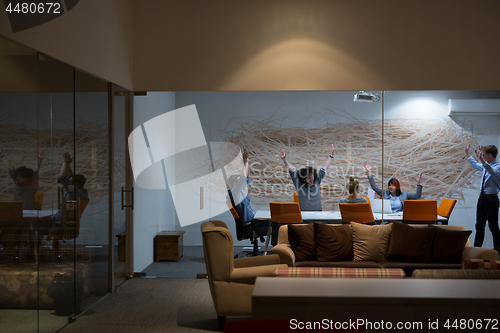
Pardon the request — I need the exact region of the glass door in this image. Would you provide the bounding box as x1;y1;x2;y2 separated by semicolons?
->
112;86;133;288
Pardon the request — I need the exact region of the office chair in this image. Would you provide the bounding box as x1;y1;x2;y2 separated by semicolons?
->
339;202;375;224
0;201;32;262
402;200;438;224
34;192;43;210
226;200;267;257
293;192;300;208
437;198;457;225
51;197;90;261
0;201;23;222
269;202;303;224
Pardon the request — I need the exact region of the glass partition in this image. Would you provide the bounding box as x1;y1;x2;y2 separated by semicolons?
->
0;36;113;333
132;90;500;274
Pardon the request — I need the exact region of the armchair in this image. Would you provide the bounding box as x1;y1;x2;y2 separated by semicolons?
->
201;220;286;329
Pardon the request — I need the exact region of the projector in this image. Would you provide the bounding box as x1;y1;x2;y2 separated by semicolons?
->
353;92;375;102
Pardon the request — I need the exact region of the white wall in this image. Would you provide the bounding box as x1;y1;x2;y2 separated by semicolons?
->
132;92;177;272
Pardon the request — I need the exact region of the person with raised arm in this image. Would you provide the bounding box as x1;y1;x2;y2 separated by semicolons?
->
465;140;500;253
227;149;269;242
53;152;89;223
279;144;335;211
363;161;422;213
0;144;44;210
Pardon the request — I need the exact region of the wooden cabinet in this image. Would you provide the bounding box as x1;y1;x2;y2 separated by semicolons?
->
154;230;185;262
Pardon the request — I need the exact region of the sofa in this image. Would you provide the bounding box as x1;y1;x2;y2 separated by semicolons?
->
270;221;499;276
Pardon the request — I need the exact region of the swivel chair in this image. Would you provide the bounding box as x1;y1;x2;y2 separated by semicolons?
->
226;200;267;257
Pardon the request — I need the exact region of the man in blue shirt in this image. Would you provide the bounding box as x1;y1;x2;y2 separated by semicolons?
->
54;152;89;223
466;141;500;253
227;150;268;236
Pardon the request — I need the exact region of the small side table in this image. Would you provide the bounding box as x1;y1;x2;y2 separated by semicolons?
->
154;230;185;262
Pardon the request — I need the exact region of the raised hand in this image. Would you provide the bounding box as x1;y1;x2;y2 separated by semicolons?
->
330;143;335;156
242;149;249;162
475;145;485;162
279;148;287;160
465;140;470;156
416;173;422;185
38;149;45;160
63;152;73;164
363;161;372;172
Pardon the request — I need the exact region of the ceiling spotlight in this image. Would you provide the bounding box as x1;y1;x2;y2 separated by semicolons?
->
353;91;380;103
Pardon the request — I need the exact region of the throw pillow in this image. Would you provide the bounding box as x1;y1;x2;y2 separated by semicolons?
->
386;222;436;263
350;222;392;262
288;223;316;261
432;227;472;263
314;222;354;261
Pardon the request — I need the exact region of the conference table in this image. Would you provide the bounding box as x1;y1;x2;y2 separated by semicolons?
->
254;210;447;254
0;210;55;227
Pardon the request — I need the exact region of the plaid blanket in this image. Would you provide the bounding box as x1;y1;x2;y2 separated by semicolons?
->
462;258;499;270
274;267;406;279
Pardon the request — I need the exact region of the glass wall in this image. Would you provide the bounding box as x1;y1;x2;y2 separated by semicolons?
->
131;90;500;274
0;36;112;332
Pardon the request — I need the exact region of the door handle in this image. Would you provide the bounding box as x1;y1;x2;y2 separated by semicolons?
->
121;187;134;210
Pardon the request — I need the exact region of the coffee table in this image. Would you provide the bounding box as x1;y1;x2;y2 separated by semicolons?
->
253;277;500;327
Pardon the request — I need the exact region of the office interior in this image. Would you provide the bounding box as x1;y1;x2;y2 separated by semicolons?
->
1;1;500;332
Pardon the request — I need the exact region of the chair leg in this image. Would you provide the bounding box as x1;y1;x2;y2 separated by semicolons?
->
217;316;226;331
251;236;259;256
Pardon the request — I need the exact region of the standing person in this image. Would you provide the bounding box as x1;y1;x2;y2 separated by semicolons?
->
0;144;45;210
340;175;367;203
465;141;500;253
363;161;422;213
54;152;89;223
279;144;335;211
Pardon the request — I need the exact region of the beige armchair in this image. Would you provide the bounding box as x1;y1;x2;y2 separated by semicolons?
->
201;220;287;329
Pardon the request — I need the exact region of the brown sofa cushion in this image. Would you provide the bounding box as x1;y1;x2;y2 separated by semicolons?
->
386;222;436;263
288;223;316;261
314;223;353;262
432;227;472;263
350;222;392;262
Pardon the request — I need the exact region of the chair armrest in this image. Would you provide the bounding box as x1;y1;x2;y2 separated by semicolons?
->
462;246;499;261
270;244;295;267
234;254;281;268
230;264;288;284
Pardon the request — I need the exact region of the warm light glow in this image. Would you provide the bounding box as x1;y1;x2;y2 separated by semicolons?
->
219;38;389;90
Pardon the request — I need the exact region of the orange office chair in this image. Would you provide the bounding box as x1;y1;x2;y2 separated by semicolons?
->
293;192;300;208
339;202;375;224
51;197;90;260
226;200;267;257
269;202;303;224
437;198;457;225
0;201;23;222
34;192;43;210
402;200;438;224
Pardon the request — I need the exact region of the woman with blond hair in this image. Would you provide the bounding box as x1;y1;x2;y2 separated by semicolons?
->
340;175;367;203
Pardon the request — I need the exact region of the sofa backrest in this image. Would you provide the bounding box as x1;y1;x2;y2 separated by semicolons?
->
277;223;471;247
407;224;470;246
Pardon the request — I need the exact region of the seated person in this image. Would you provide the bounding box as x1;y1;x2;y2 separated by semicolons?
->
1;144;45;210
340;175;367;203
227;150;269;236
364;161;422;212
54;152;89;224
